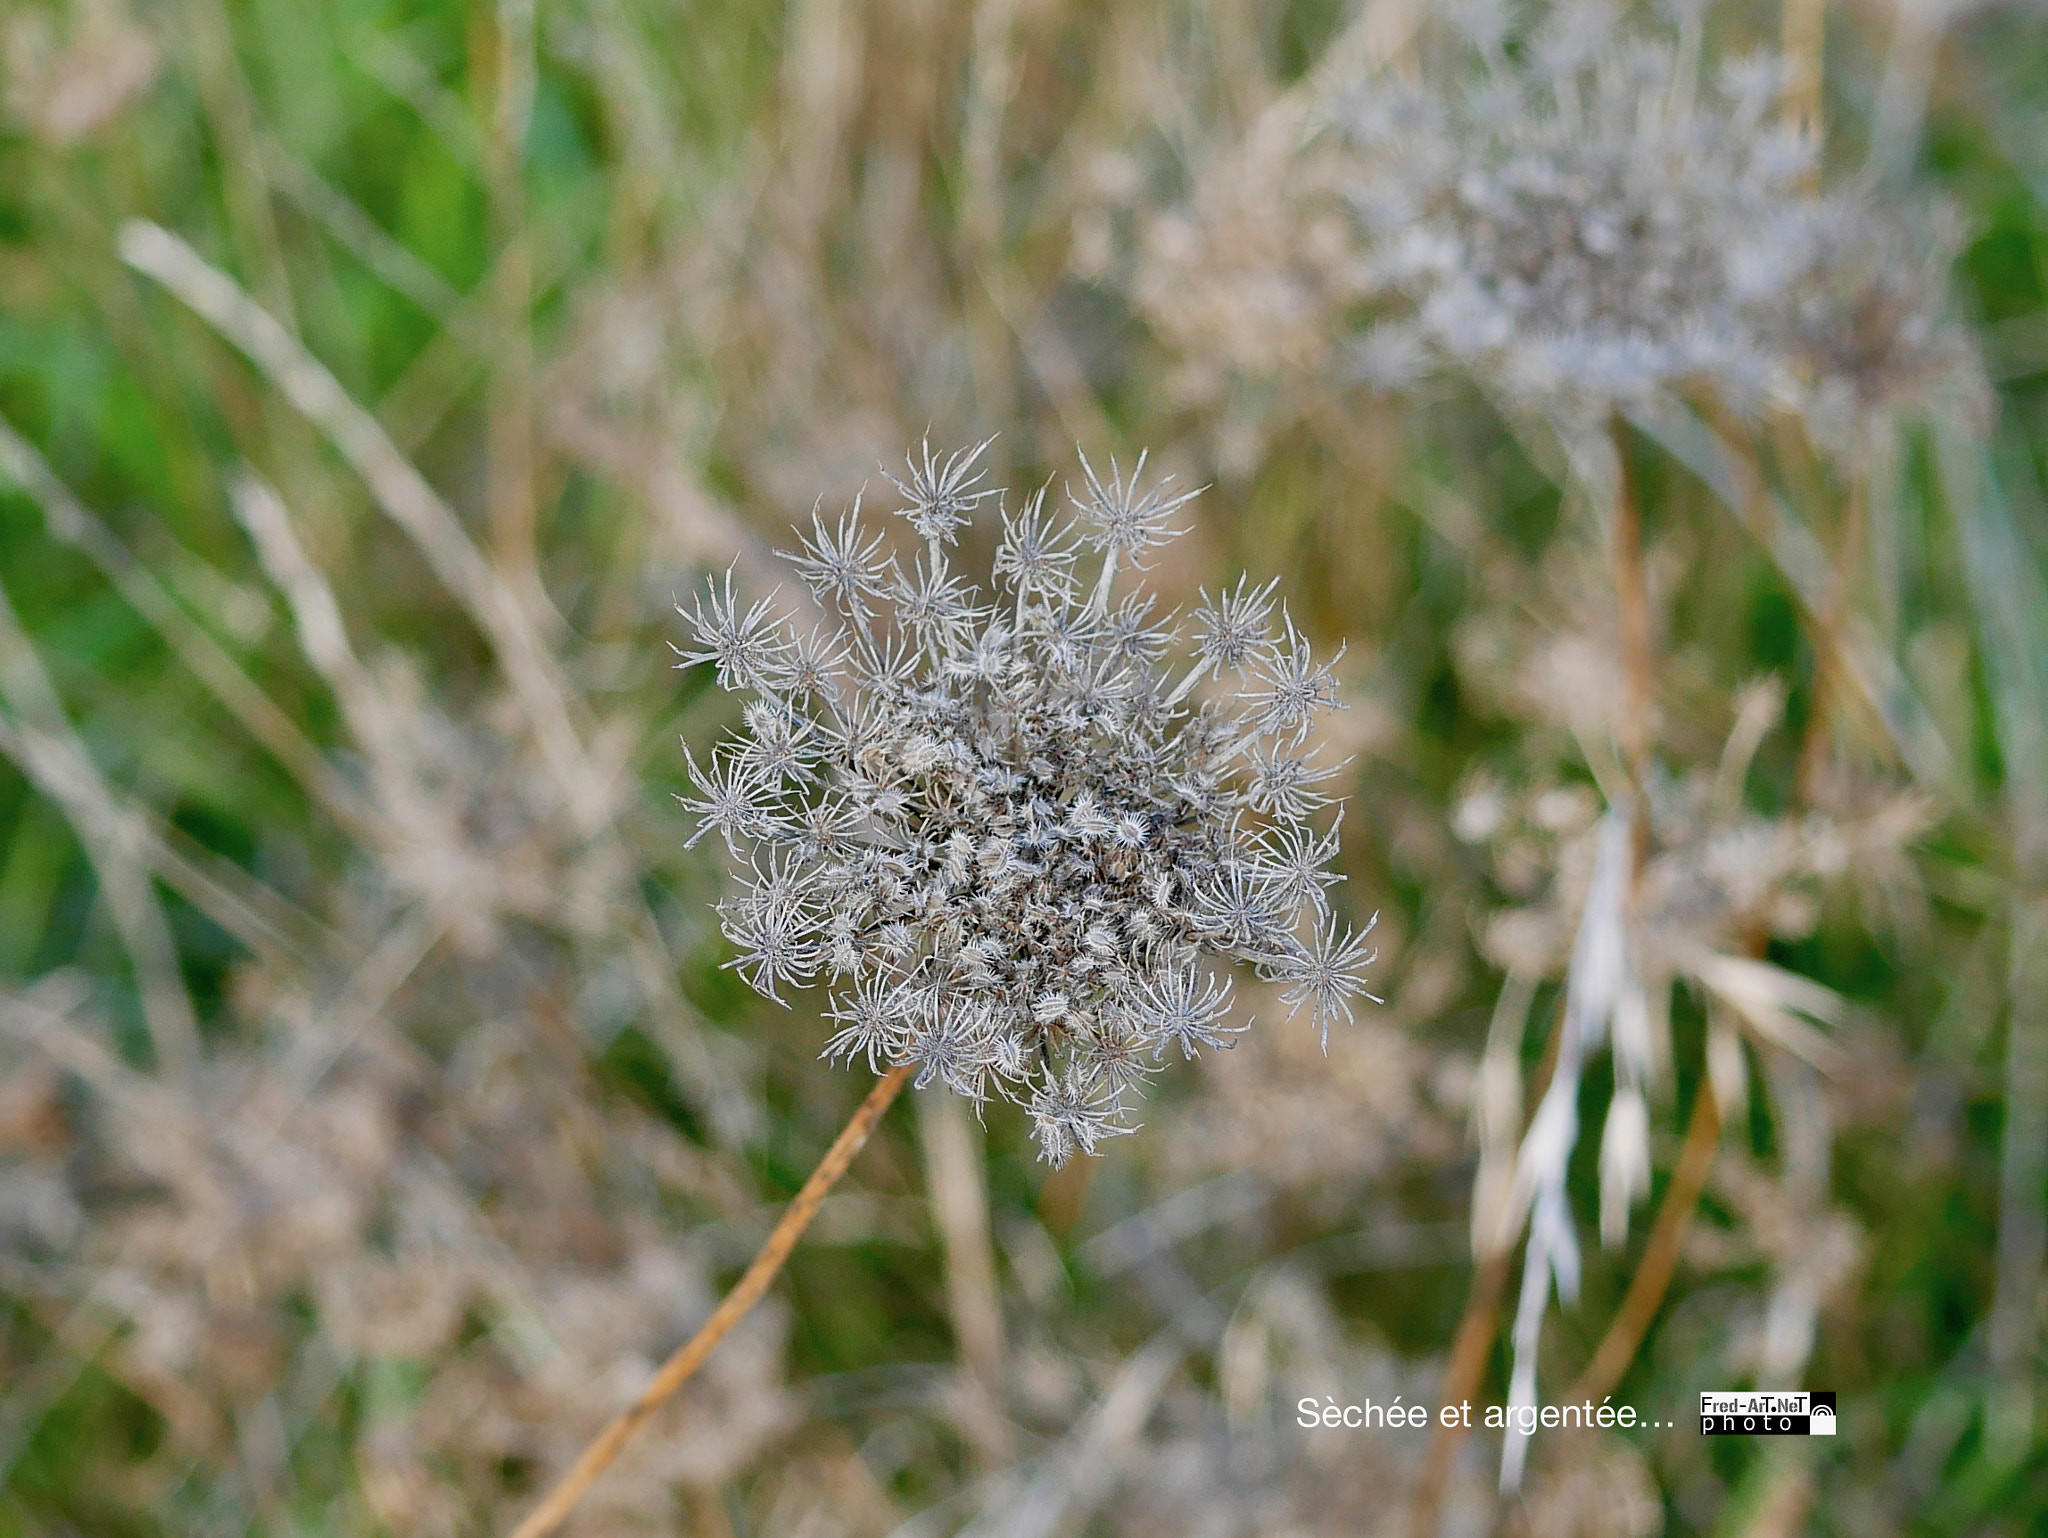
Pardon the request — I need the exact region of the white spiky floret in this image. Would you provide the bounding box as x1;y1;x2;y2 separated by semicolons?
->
675;440;1375;1162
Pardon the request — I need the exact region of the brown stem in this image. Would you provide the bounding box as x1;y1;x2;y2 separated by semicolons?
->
482;0;539;600
1565;1079;1721;1405
1409;1004;1569;1538
508;1065;913;1538
1610;417;1655;800
1781;0;1827;153
1407;1248;1512;1538
1415;430;1657;1534
1793;476;1866;804
1699;403;1868;771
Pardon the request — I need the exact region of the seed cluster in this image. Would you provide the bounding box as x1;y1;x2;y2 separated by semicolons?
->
1331;2;1982;443
677;442;1374;1162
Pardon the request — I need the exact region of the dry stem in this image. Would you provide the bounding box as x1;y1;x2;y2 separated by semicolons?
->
918;1087;1012;1463
1610;417;1655;800
1414;429;1658;1533
1990;892;2048;1456
1407;1248;1512;1538
1781;0;1827;151
483;0;541;602
1566;1079;1721;1405
1793;476;1867;802
1409;1002;1568;1538
508;1064;913;1538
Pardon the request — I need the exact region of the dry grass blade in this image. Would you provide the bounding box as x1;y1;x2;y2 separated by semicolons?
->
918;1088;1010;1459
959;1332;1184;1538
0;716;316;970
1712;678;1789;817
382;219;591;458
226;472;379;733
114;220;604;836
260;139;483;343
1677;949;1845;1070
1076;1172;1268;1278
0;412;366;831
1627;398;1961;796
117;220;748;1143
1469;974;1534;1258
1944;434;2048;1453
1567;1079;1721;1405
0;587;200;1075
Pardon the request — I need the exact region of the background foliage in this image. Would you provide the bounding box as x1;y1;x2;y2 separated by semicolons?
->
2;0;2046;1533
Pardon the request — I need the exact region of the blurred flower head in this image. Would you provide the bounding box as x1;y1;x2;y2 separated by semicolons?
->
676;441;1375;1162
1324;1;1983;442
1138;0;1985;450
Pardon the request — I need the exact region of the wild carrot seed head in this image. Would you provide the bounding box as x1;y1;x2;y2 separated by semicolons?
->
1324;2;1983;444
676;440;1375;1161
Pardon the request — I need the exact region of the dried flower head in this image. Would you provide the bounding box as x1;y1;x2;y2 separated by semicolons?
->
677;440;1374;1162
1318;1;1983;442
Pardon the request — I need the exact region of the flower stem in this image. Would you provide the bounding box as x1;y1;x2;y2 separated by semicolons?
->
1409;1001;1568;1538
1781;0;1827;151
1793;474;1866;803
508;1064;913;1538
1565;1077;1721;1405
1610;416;1654;800
1407;1248;1512;1538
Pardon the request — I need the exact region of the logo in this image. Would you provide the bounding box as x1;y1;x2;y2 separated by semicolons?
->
1700;1391;1836;1436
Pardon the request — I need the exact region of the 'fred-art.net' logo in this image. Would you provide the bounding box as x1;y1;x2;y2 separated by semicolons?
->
1700;1391;1837;1436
